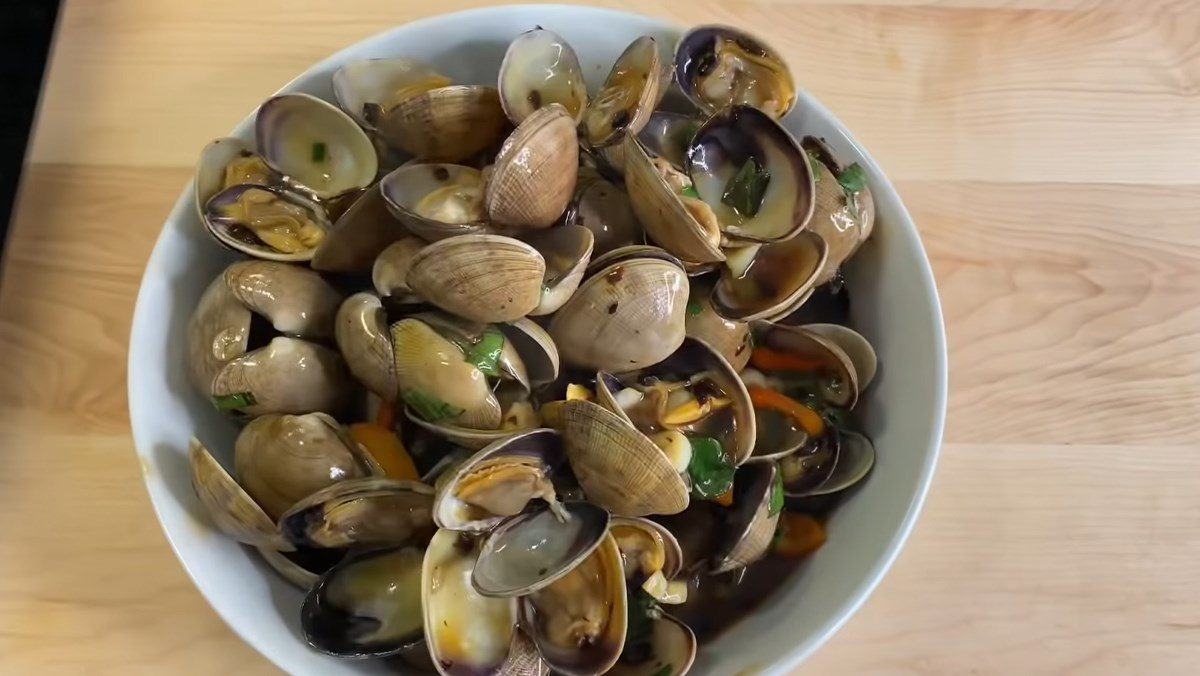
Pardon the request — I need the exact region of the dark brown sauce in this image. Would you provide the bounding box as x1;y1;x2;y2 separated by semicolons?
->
671;555;803;642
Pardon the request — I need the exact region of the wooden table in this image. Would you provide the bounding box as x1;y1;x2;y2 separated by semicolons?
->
3;0;1198;673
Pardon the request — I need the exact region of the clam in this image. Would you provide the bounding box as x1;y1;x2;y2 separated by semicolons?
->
372;237;426;302
565;175;643;256
432;428;565;533
485;103;580;229
422;529;528;675
379;85;509;163
782;428;874;498
194;137;275;225
711;462;780;573
520;533;628;675
609;613;697;676
684;278;752;372
301;546;425;657
333;292;397;400
235;412;381;521
332;58;451;131
279;477;435;549
311;184;412;272
380;163;490;242
204;184;331;262
623;136;724;265
549;256;689;372
674;25;796;118
522;225;595;316
756;323;859;408
498;28;588;124
256;93;378;199
406;234;546;323
802;137;876;284
801;323;878;389
499;318;560;386
187;261;351;416
558;399;689;517
711;231;828;323
580;36;664;149
611;517;686;604
748;401;810;462
638;112;699;171
256;546;345;590
687;105;814;244
585;245;684;277
473;501;610;596
188;437;291;550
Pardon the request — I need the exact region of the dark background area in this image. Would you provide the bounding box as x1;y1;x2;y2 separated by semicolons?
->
0;1;62;252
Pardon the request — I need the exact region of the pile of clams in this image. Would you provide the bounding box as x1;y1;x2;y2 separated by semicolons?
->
186;22;879;675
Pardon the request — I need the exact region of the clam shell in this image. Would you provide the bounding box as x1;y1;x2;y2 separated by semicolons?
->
802;137;877;284
432;428;564;533
223;260;342;340
334;292;398;400
194;137;273;225
566;176;642;256
380;163;490;242
610;516;684;580
405;408;512;451
757;323;859;408
188;437;292;550
804;429;875;496
499;318;559;386
623;135;724;265
406;234;546;323
549;257;689;372
186;270;252;394
559;400;689;517
255;546;344;590
311;184;412;273
584;245;683;277
371;237;426;301
638;112;698;170
256;93;378;199
580;36;664;149
279;477;435;549
801;323;877;389
687;105;814;244
331;58;449;129
379;85;508;163
711;462;779;573
391;317;502;429
498;28;588;124
211;337;352;417
473;502;610;596
674;25;796;118
485;103;579;229
523;225;594;316
301;546;426;657
520;533;628;675
422;529;520;676
684;277;752;372
712;231;827;322
235;412;380;521
607;613;697;676
204;184;332;262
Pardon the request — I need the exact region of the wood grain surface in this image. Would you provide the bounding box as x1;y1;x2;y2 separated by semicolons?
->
2;0;1198;673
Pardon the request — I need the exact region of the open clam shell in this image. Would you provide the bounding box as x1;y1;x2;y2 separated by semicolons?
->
499;28;588;124
311;183;412;273
687;105;814;244
638;112;699;170
523;225;595;316
756;323;860;408
194;136;276;225
749;404;810;462
800;429;875;497
585;245;684;277
623;135;724;265
566;175;643;257
711;462;779;573
674;25;796;118
406;234;546;323
580;36;664;149
684;277;752;372
422;529;521;675
486;103;580;229
559;400;689;517
301;546;426;658
256;93;378;199
334;292;398;400
802;137;876;284
473;501;610;597
549;257;689;372
520;533;628;676
278;477;435;549
499;318;560;386
204;183;332;262
380;163;490;242
608;613;697;676
611;516;684;582
433;428;565;533
372;237;426;302
711;230;827;323
188;437;292;550
801;323;877;390
332;58;451;130
234;412;380;521
378;84;509;163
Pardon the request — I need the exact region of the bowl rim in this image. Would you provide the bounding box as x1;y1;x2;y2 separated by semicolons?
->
128;5;947;674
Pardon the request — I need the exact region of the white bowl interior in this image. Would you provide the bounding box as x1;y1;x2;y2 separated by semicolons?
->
128;5;946;675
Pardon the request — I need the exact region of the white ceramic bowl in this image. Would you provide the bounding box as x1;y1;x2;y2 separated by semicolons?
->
129;5;947;674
